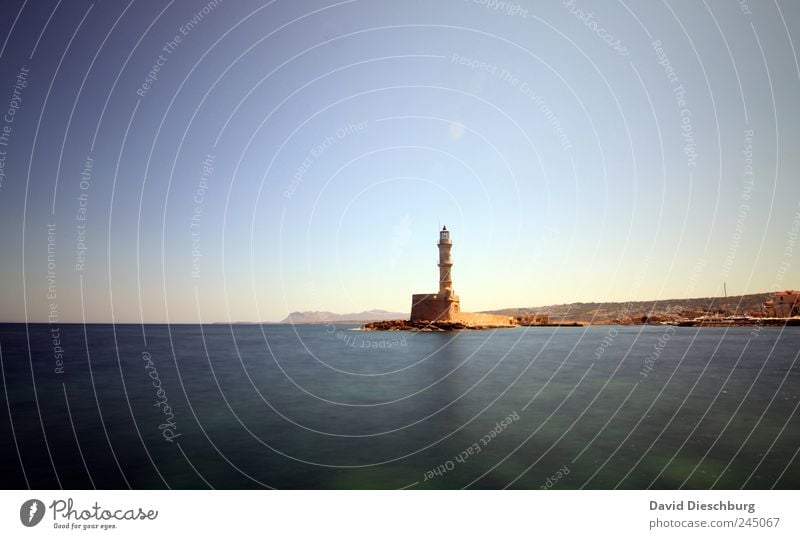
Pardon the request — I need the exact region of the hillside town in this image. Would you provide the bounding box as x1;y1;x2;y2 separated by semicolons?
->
496;290;800;327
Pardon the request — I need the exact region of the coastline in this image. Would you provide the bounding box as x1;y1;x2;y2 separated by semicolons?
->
359;317;800;331
360;319;583;331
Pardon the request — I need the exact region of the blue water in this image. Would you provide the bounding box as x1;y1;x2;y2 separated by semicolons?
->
1;323;798;489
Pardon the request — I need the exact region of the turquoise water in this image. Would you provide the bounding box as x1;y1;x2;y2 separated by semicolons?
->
1;323;798;489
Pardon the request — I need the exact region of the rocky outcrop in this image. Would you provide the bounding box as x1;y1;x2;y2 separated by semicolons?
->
361;319;517;331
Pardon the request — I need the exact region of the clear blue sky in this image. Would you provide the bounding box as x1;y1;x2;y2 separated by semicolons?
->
0;0;798;322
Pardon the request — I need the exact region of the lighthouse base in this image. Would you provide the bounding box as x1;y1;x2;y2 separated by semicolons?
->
410;293;515;326
410;293;460;322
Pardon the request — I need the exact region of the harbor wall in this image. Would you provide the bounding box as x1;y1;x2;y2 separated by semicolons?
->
457;312;516;326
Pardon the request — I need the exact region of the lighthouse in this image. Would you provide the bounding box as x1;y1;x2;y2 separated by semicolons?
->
438;226;453;295
409;226;461;322
407;226;515;326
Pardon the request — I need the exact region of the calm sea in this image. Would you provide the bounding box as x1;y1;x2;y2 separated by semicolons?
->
1;323;798;489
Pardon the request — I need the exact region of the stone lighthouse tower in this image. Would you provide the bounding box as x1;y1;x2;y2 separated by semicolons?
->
409;226;461;322
405;225;515;327
438;226;453;295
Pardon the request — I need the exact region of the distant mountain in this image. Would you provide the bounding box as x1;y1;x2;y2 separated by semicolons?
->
279;309;408;324
484;292;772;323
